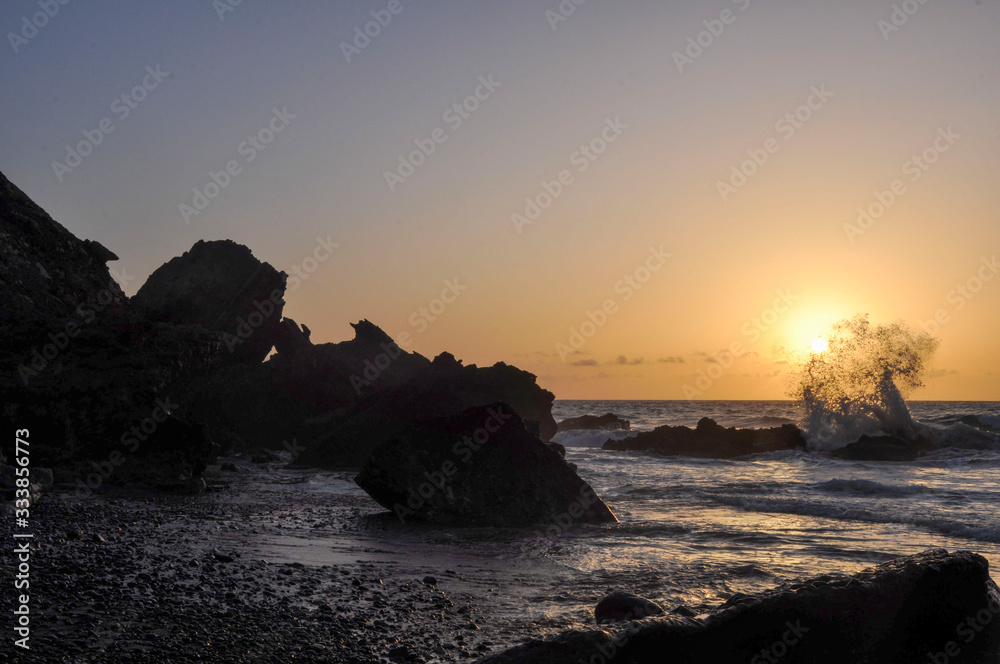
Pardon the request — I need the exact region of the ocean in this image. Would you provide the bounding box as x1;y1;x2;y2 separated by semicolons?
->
283;399;1000;636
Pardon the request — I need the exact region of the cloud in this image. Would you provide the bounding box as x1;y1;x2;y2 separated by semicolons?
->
571;359;599;367
927;368;958;378
658;356;685;364
610;355;644;365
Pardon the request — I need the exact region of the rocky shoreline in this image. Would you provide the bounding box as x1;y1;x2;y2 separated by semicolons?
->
3;461;545;663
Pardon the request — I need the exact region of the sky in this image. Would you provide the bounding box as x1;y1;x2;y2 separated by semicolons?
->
2;0;998;400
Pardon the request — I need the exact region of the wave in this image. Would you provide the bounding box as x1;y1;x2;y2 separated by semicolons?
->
706;494;1000;544
554;429;635;448
811;478;938;497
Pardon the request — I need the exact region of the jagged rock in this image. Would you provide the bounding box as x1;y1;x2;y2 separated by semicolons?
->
595;592;665;624
272;316;312;356
0;173;218;485
557;413;631;433
831;434;923;461
186;321;557;468
132;239;287;364
0;170;126;326
603;418;805;458
477;549;1000;664
355;403;617;526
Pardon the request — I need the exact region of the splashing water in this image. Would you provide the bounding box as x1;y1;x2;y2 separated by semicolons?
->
791;314;939;451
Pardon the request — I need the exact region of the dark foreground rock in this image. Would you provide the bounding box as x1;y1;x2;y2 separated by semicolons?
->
603;417;805;458
594;592;665;624
356;403;617;526
557;413;631;433
830;434;926;462
477;549;1000;664
0;171;223;488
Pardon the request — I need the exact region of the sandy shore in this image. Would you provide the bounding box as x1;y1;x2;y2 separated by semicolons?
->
4;460;567;663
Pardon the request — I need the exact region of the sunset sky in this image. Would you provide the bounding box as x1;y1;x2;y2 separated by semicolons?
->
2;1;998;400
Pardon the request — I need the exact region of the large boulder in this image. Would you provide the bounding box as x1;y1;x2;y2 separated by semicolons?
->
477;549;1000;663
0;170;126;326
603;417;805;458
355;403;617;526
132;239;287;364
557;413;631;433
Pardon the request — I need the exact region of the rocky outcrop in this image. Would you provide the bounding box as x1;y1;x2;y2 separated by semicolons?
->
0;171;558;492
0;170;126;326
603;418;805;458
132;239;287;364
557;413;631;433
0;173;219;489
184;320;557;467
355;403;617;526
830;434;924;462
477;549;1000;664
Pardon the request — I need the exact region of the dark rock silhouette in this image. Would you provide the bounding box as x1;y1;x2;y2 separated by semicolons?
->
184;320;558;468
557;413;631;433
830;434;924;462
0;171;126;325
132;239;287;365
595;592;665;624
272;316;312;356
0;171;219;488
0;171;559;494
477;549;1000;663
603;417;805;458
355;403;617;526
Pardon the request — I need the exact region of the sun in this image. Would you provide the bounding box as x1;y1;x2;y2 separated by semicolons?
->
810;337;829;354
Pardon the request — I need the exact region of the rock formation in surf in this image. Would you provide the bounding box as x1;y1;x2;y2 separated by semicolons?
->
476;549;1000;663
557;413;631;433
355;403;617;526
602;417;805;458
